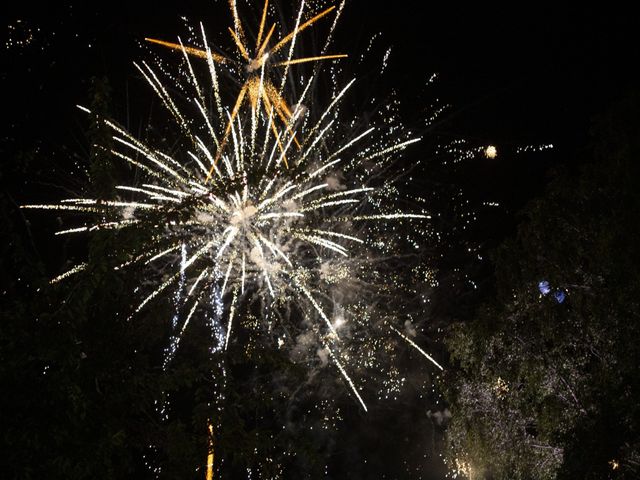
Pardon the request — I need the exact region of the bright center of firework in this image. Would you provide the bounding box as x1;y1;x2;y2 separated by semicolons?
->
229;201;257;227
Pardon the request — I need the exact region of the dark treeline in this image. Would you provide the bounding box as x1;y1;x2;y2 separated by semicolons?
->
443;93;640;479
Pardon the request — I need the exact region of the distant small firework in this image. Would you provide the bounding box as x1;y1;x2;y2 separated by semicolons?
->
23;0;443;414
484;145;497;159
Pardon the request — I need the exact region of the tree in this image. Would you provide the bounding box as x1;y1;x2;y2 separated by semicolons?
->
443;92;640;479
1;77;172;479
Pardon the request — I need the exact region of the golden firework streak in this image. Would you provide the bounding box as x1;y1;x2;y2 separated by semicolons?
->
205;422;214;480
145;0;346;181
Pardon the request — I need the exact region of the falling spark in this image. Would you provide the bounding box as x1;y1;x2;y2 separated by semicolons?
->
390;325;444;371
49;263;88;284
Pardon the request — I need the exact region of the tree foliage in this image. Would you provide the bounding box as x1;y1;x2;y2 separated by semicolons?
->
443;94;640;479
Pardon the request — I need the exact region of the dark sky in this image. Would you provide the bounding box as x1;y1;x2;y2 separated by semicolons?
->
4;2;638;222
2;2;639;478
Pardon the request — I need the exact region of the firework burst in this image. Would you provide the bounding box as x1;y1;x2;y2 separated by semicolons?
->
22;0;442;415
146;0;347;170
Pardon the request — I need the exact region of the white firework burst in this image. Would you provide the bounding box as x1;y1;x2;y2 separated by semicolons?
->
22;0;442;412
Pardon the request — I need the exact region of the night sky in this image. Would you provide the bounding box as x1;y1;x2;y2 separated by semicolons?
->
3;2;639;478
5;3;639;241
